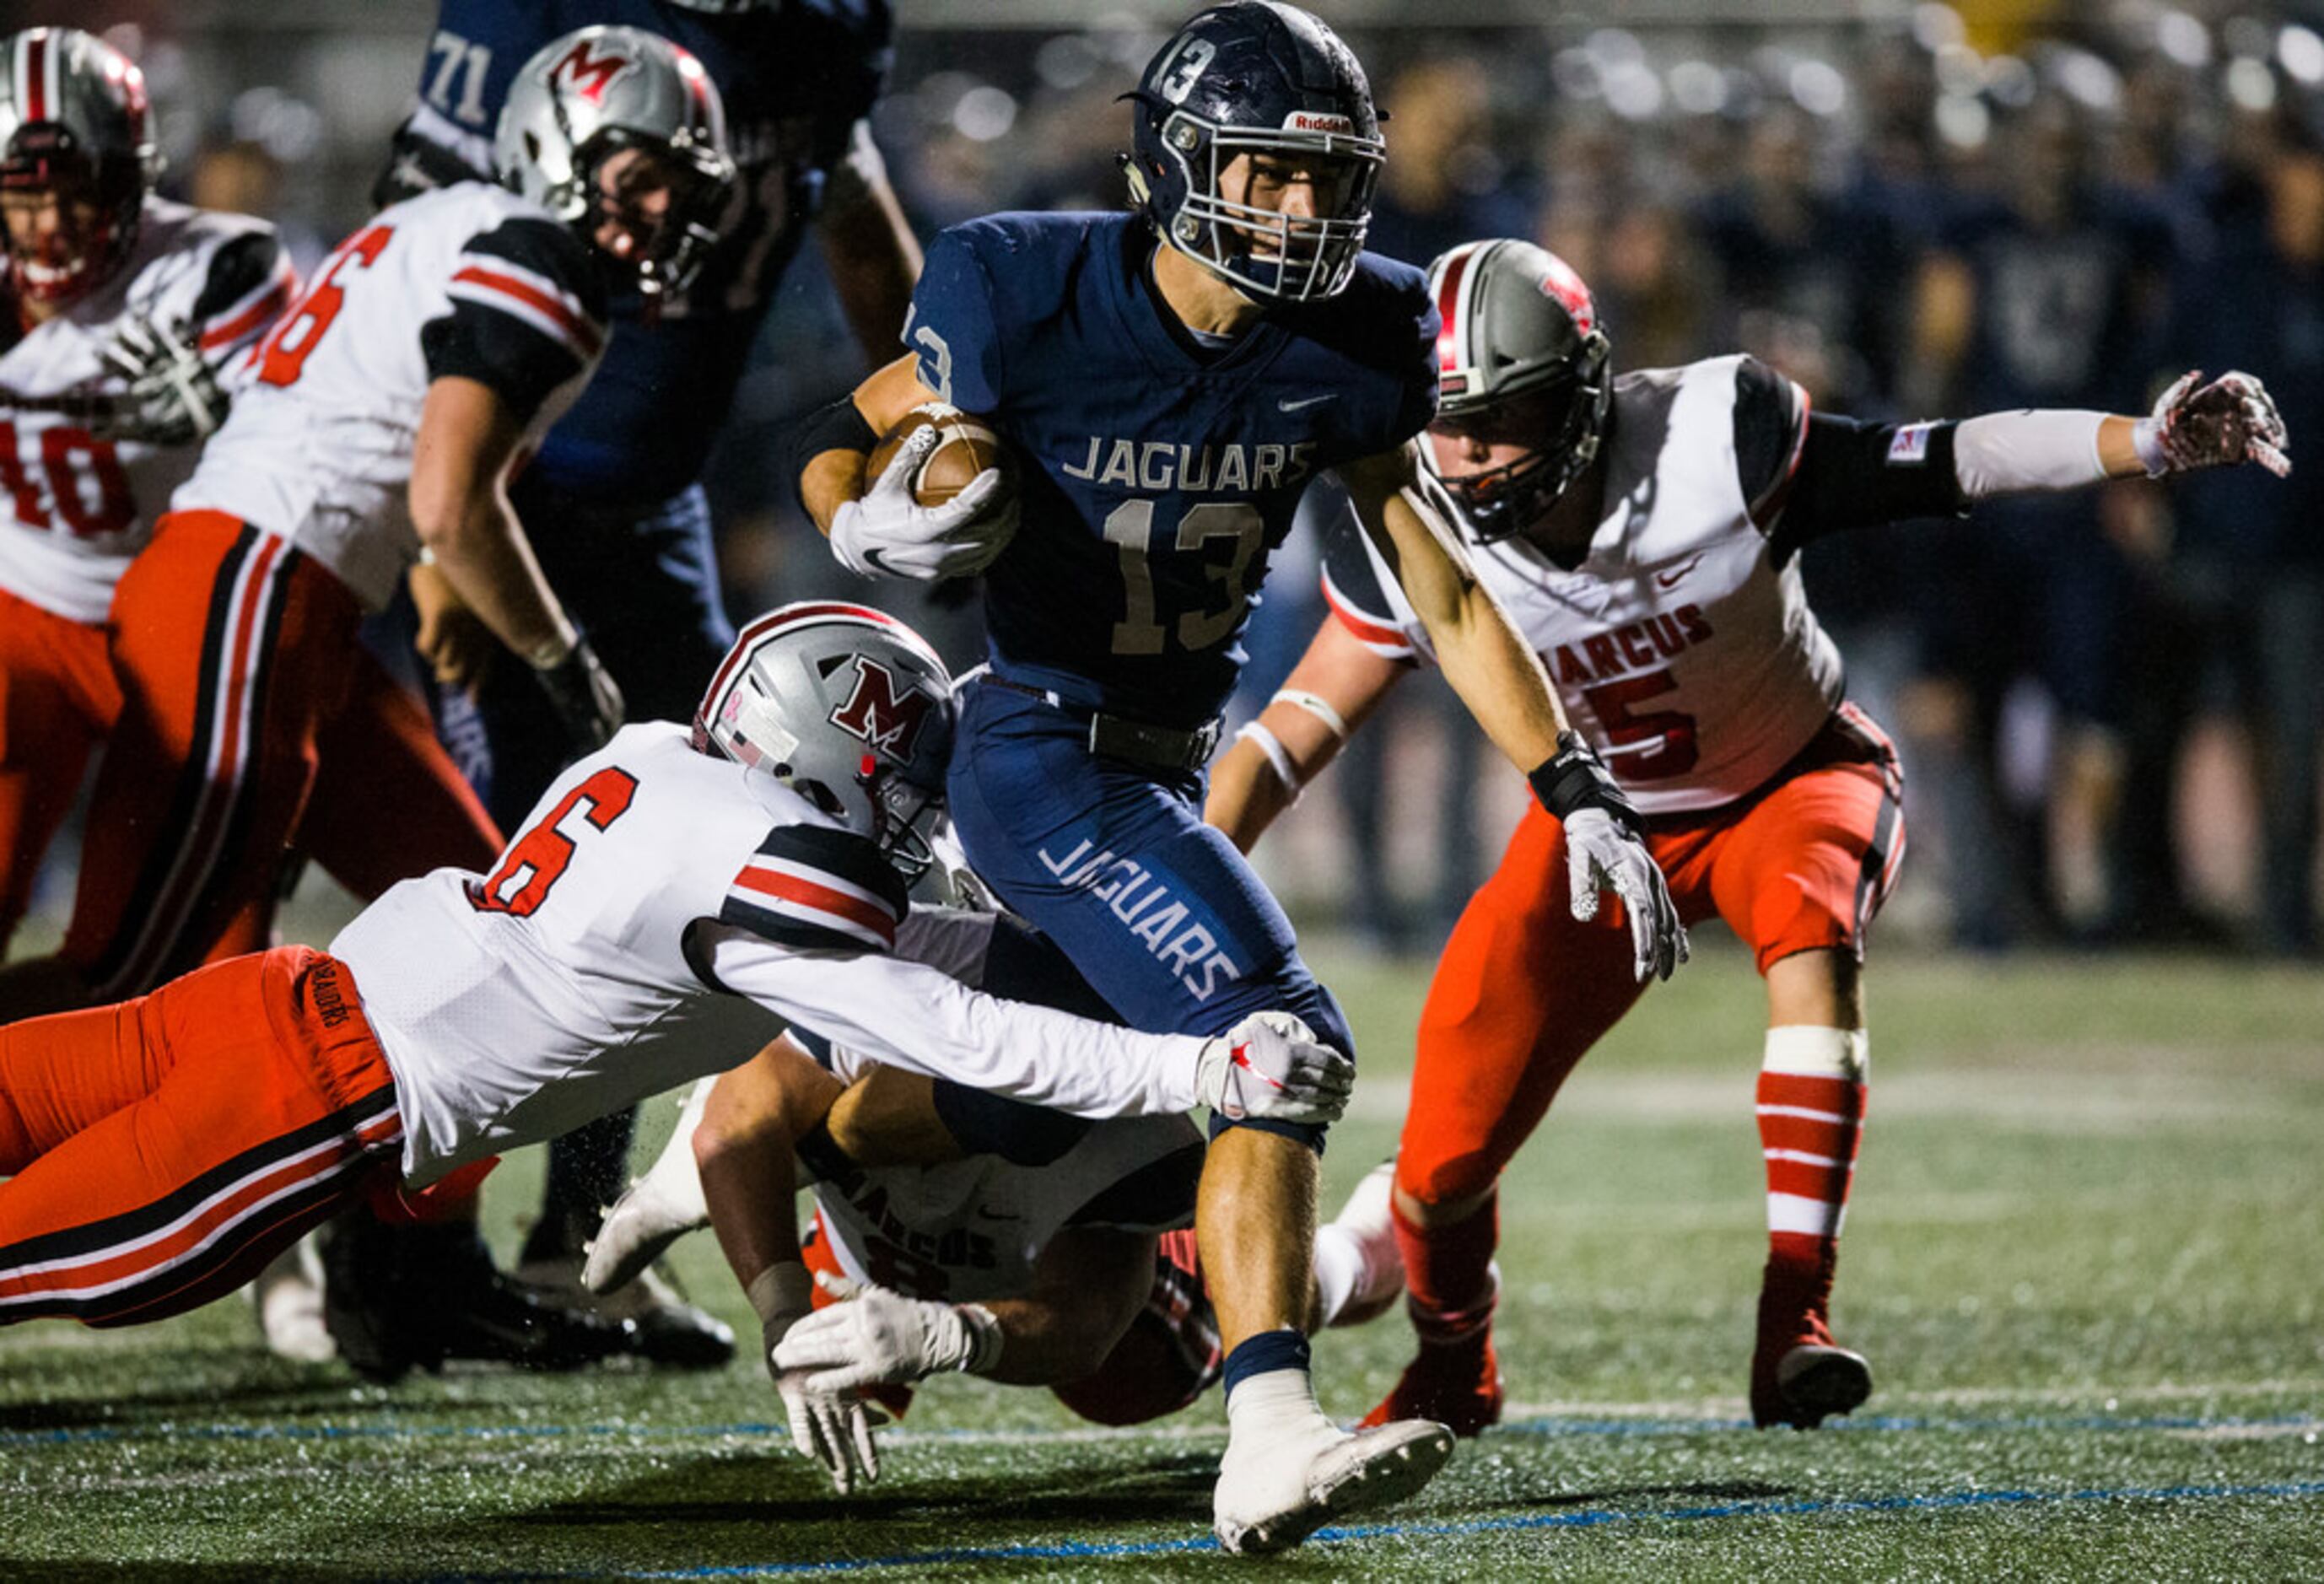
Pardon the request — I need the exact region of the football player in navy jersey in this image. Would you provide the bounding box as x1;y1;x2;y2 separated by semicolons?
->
792;2;1685;1554
368;0;921;1355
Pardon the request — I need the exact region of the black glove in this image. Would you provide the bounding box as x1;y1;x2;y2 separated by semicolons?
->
94;315;227;446
534;633;624;753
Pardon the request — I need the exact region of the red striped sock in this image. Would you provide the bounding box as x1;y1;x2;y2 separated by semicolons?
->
1755;1026;1868;1337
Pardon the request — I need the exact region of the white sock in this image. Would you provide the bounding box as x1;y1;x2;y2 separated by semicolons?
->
1226;1366;1337;1449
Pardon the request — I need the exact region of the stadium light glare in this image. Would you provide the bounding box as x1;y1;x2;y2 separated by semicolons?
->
2281;25;2324;87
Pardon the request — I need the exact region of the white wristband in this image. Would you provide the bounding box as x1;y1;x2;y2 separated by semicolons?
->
1237;719;1302;798
1271;687;1349;741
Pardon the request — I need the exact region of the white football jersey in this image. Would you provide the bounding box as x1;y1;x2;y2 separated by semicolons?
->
1325;354;1845;815
809;1046;1202;1303
173;181;607;612
330;723;1212;1185
0;198;293;623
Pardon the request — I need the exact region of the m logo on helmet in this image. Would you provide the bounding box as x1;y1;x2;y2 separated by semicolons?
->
551;38;634;105
829;656;936;764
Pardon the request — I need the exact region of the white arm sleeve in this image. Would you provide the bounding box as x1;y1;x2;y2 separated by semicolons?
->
700;922;1203;1118
1952;409;2109;498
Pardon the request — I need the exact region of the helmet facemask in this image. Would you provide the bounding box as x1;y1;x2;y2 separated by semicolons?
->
562;124;733;299
0;28;158;310
1146;108;1382;303
1425;341;1613;542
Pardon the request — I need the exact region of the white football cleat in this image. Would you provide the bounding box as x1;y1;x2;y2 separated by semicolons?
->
582;1080;715;1295
250;1235;337;1365
1213;1416;1454;1556
1323;1160;1404;1328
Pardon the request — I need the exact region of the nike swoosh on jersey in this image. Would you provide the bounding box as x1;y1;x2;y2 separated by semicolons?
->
1654;554;1706;589
1277;394;1339;412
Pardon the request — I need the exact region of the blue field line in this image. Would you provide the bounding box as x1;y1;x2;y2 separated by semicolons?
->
4;1407;2317;1450
416;1479;2324;1580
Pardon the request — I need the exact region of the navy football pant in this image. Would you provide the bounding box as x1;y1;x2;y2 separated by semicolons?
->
946;680;1351;1148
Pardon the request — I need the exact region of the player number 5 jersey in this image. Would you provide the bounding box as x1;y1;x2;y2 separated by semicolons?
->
1325;355;1845;816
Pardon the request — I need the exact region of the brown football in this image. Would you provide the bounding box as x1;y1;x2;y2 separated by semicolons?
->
865;401;1010;507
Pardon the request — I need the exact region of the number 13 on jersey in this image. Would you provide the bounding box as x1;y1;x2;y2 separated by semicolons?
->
1104;498;1263;656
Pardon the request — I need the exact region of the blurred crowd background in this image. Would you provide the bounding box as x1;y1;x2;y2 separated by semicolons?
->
12;0;2321;958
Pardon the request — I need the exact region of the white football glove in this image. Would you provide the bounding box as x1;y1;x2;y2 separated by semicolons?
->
772;1277;1002;1398
748;1262;887;1495
94;314;228;446
2133;369;2291;479
1563;807;1689;983
1194;1010;1356;1125
1532;731;1687;983
829;423;1019;582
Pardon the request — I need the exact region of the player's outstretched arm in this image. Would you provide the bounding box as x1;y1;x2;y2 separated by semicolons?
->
1339;444;1688;982
409;375;621;746
692;1040;888;1493
1774;371;2293;552
699;924;1353;1123
1205;616;1407;854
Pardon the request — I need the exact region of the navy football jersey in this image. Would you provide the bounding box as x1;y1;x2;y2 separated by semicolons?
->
380;0;892;499
907;213;1437;728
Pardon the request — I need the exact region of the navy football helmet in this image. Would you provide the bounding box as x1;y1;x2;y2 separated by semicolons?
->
1122;2;1383;303
1420;239;1613;541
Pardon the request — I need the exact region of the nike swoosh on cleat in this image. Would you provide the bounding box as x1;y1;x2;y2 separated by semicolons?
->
1278;394;1339;412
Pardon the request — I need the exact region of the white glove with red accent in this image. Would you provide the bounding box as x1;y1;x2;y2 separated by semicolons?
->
1194;1010;1355;1125
828;423;1019;582
2132;369;2291;478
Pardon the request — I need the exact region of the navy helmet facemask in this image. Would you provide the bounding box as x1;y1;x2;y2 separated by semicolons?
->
1120;2;1384;304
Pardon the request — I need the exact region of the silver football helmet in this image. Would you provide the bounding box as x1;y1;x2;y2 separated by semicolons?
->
494;25;735;299
1420;238;1614;541
0;27;162;306
693;603;957;882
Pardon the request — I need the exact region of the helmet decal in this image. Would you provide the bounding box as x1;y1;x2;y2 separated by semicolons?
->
828;655;939;765
548;37;636;106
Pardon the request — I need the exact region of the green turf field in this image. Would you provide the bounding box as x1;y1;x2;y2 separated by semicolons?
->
3;944;2320;1578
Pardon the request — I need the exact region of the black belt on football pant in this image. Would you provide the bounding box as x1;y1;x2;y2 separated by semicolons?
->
979;674;1221;773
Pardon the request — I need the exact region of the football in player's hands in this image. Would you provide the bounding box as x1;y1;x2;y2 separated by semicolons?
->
867;401;1012;509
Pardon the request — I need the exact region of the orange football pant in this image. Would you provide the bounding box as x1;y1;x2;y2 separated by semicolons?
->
0;587;121;950
0;946;402;1328
1399;704;1905;1212
0;587;278;964
61;510;500;1000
